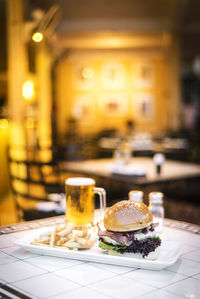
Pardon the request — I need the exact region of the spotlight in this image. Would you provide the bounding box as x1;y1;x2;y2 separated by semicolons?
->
30;5;62;43
22;81;35;101
32;31;43;43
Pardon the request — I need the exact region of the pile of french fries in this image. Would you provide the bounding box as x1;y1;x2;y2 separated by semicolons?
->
31;224;97;250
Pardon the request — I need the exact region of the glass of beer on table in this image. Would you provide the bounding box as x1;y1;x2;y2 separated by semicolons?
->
65;177;106;226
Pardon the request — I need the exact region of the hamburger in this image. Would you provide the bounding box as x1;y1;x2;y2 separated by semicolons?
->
98;200;161;260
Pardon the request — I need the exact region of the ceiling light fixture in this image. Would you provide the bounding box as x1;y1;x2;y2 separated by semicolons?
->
22;80;35;101
32;31;43;43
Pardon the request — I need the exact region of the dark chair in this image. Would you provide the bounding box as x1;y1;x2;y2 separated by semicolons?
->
7;145;65;221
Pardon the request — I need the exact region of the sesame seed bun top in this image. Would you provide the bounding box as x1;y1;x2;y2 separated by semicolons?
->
103;200;153;232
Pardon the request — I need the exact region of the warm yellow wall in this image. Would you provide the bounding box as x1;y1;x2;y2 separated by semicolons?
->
36;45;52;146
7;0;28;123
55;38;180;136
0;122;9;196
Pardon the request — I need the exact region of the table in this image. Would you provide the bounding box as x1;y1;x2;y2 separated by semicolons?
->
61;157;200;184
0;217;200;299
97;136;189;159
61;158;200;224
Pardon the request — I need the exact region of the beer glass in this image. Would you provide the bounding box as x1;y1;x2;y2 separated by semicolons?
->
65;177;106;226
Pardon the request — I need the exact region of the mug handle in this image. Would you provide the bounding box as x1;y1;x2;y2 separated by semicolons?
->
93;187;106;216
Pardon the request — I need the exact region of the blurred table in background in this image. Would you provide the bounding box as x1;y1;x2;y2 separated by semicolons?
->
61;157;200;184
97;136;189;160
61;157;200;225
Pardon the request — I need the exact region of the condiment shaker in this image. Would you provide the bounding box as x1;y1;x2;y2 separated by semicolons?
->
148;192;164;234
128;190;143;202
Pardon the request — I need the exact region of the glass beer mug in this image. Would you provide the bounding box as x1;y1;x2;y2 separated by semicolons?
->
65;177;106;226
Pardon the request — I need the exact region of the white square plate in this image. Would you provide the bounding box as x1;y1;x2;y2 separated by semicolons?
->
15;226;181;271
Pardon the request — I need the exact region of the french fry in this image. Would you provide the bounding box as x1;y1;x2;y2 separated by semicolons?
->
63;241;80;248
56;239;65;246
57;226;72;237
72;230;84;237
33;237;50;244
40;232;50;237
49;227;56;247
31;223;97;250
56;224;67;232
76;237;87;246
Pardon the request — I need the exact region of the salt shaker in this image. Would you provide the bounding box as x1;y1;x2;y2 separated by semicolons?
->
148;192;164;234
153;153;165;175
128;190;143;202
121;142;132;165
113;148;123;165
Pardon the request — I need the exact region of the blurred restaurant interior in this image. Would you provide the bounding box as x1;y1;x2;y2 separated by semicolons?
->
0;0;200;226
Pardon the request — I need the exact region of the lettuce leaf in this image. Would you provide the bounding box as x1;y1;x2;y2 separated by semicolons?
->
99;241;127;252
99;237;161;253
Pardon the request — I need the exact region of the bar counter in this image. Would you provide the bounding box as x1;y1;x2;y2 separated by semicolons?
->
0;216;200;299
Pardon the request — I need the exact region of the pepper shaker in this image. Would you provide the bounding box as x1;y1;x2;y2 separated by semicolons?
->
148;192;164;234
153;153;165;175
128;190;143;202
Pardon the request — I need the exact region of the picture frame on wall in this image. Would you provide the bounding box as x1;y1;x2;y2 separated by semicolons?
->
132;93;155;121
102;63;125;89
132;62;154;88
100;93;128;117
72;64;95;90
72;95;95;122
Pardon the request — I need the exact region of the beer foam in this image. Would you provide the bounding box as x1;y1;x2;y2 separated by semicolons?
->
65;177;95;186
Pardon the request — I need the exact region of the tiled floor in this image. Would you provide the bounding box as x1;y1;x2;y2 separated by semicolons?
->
0;251;18;265
26;255;84;272
50;286;111;299
89;275;156;298
123;268;186;288
0;226;199;299
0;260;46;283
166;258;200;276
163;277;200;298
12;273;80;298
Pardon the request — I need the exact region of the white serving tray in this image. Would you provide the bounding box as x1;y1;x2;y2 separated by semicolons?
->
15;226;181;271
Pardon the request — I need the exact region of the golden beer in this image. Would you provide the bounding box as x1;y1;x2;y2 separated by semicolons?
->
65;178;95;225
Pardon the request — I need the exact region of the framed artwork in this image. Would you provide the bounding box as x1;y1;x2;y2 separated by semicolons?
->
132;93;155;121
72;64;95;90
72;95;95;122
100;93;128;117
102;63;125;89
132;62;154;88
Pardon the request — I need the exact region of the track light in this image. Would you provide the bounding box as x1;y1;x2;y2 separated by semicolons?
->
32;31;43;43
30;5;62;43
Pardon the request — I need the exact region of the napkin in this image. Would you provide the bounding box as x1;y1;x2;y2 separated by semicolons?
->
108;163;146;176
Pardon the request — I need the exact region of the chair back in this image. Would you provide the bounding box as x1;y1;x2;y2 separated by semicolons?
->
7;145;64;221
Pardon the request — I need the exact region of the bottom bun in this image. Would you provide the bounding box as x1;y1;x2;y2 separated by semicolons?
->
107;246;160;260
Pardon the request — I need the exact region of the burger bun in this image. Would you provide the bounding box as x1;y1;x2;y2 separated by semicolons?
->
104;200;153;232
